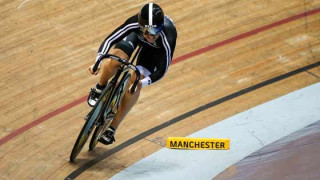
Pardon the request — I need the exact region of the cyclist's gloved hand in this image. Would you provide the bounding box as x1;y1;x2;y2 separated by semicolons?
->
88;64;100;75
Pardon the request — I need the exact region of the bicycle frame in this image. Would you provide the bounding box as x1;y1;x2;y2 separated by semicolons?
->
70;46;142;161
98;63;130;124
95;48;142;122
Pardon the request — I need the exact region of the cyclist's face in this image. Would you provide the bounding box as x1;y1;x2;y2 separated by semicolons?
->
143;32;159;43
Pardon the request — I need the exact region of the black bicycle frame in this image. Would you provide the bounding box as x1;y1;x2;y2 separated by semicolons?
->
93;45;142;124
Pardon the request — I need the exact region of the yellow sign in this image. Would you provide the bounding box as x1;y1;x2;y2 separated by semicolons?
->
167;137;230;150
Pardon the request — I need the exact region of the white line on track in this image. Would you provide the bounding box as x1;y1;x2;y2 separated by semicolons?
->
18;0;29;10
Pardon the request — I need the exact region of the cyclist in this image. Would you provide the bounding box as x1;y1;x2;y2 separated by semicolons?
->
87;3;177;145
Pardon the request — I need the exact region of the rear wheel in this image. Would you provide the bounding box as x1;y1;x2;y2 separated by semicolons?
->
88;124;103;151
89;113;115;150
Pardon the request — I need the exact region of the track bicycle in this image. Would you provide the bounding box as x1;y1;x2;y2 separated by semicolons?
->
70;47;141;162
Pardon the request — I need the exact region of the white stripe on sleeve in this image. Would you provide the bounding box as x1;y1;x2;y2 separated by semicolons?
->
160;31;171;73
100;23;139;55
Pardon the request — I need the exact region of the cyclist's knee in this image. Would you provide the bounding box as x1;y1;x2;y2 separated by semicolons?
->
108;59;121;70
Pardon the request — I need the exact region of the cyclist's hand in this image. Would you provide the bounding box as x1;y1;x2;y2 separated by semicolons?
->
88;65;100;75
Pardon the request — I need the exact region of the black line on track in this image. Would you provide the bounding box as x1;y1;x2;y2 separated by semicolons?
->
65;61;319;179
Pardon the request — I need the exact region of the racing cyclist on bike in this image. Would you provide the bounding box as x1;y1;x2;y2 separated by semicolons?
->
87;3;177;145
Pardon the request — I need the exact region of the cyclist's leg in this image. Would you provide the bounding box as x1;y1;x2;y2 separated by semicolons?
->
99;68;150;144
109;72;145;129
108;48;154;129
109;46;155;130
99;64;151;144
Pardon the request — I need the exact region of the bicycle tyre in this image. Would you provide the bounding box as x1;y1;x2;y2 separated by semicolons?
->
88;124;103;151
69;116;95;162
70;83;113;162
88;113;114;150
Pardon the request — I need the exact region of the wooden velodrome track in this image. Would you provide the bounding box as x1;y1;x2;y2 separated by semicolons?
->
1;0;319;179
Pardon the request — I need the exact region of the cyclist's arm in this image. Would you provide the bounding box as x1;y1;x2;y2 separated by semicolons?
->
141;29;177;87
93;14;140;72
140;59;167;87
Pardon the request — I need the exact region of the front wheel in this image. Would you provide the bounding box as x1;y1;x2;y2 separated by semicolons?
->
70;118;95;162
70;83;114;162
